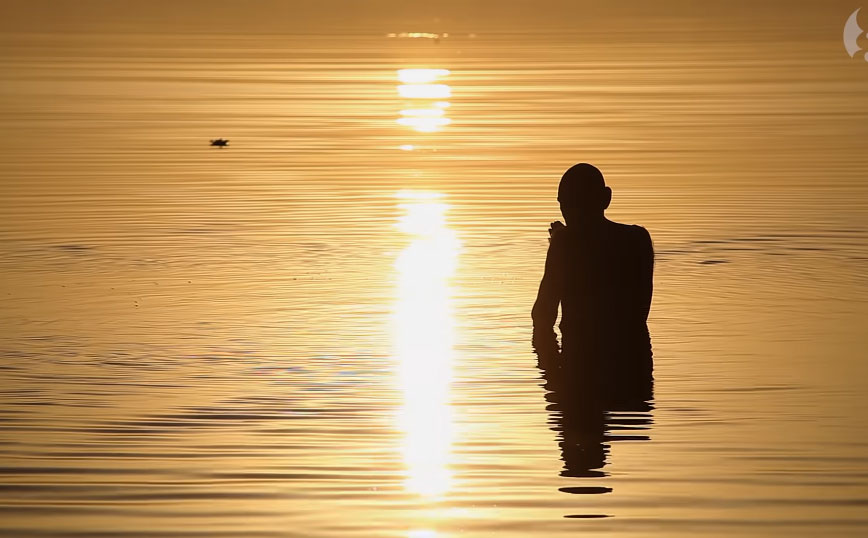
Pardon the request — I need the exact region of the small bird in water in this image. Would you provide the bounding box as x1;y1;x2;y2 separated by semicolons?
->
210;138;229;148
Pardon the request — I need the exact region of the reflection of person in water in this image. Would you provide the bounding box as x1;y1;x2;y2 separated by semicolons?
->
531;163;655;481
532;162;654;377
535;332;653;479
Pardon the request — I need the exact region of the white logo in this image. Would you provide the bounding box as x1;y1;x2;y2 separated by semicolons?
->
843;8;866;61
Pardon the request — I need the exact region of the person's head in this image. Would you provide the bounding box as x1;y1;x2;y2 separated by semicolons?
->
557;163;611;225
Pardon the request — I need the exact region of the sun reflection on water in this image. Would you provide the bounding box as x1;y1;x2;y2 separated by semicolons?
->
393;191;460;497
396;69;452;132
407;530;440;538
398;68;449;84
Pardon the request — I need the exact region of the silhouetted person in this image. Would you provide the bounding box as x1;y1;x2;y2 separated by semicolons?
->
532;163;654;380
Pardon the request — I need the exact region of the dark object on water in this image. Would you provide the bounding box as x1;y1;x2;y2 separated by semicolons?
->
210;138;229;148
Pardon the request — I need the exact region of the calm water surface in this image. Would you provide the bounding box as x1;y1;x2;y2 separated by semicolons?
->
2;9;868;537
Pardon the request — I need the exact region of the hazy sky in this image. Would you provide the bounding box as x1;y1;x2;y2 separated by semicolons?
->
1;0;856;38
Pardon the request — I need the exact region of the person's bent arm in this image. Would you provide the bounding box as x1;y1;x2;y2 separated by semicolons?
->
532;230;564;330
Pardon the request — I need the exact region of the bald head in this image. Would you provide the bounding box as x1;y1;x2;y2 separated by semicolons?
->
557;163;612;224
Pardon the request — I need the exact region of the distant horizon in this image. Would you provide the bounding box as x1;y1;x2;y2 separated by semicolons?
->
1;0;851;38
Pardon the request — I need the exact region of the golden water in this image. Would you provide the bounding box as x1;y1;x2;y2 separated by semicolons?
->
1;6;868;536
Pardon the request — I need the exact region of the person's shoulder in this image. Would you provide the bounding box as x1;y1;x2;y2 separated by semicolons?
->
629;224;651;240
609;221;652;248
627;225;653;258
628;225;652;250
609;221;649;237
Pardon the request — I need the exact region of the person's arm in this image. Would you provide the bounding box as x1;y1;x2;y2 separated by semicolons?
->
532;226;565;331
636;226;654;323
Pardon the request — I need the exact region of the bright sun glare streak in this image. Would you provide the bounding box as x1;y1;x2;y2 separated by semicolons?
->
407;531;439;538
396;117;451;132
398;68;450;83
400;108;445;117
397;84;452;99
394;192;460;497
395;190;444;200
396;68;451;134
